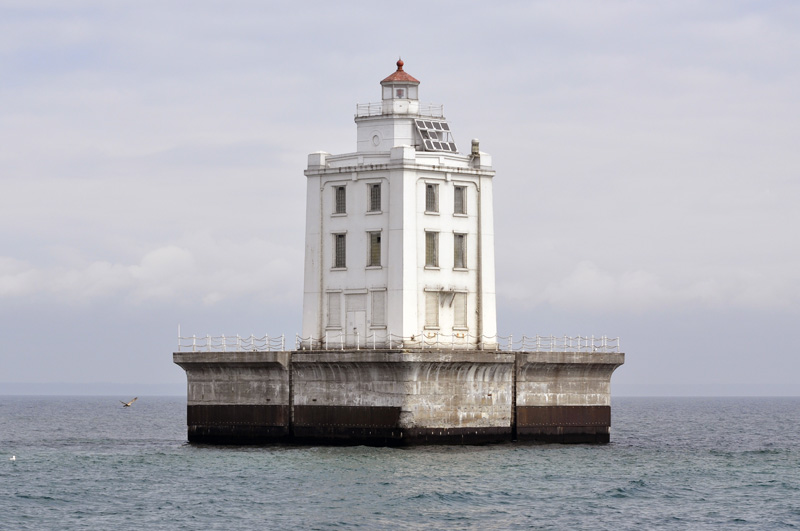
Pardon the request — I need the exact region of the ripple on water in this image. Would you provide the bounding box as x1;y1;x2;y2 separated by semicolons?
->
1;396;800;530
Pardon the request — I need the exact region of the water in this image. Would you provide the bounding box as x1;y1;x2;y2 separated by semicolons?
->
1;397;799;530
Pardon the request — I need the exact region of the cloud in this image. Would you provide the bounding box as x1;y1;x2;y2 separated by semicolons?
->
499;260;800;312
1;1;799;391
0;236;301;306
0;257;41;297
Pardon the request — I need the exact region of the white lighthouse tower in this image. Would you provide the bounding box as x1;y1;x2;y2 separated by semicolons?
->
302;59;497;348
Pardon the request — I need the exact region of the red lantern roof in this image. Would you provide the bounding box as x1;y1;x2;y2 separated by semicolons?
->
381;58;420;84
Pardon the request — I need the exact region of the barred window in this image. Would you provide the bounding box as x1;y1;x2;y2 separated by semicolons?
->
425;291;439;328
453;292;467;329
425;183;438;213
369;183;381;212
425;231;438;267
334;233;346;268
454;233;466;269
454;186;466;215
327;292;341;328
334;186;346;214
368;231;381;267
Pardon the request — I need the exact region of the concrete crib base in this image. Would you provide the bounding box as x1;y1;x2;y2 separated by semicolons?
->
515;405;612;444
187;423;608;445
188;425;290;445
174;349;624;446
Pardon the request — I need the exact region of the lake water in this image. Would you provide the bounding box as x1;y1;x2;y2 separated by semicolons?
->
1;396;799;530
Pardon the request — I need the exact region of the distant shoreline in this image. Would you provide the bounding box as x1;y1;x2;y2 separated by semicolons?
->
0;382;798;397
0;382;185;396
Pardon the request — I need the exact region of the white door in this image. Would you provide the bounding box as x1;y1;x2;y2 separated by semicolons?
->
346;310;366;347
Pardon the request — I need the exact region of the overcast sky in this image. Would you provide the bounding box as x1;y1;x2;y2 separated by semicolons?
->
2;1;798;395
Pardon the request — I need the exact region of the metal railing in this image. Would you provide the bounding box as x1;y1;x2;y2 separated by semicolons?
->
355;102;444;118
177;328;620;353
177;333;286;352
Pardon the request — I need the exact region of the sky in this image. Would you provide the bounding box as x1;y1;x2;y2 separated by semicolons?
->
1;1;799;396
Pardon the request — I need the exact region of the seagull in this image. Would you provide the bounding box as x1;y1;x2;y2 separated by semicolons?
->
9;456;15;461
120;397;138;407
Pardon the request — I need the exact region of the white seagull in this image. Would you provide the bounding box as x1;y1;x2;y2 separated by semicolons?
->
9;455;15;461
120;397;138;408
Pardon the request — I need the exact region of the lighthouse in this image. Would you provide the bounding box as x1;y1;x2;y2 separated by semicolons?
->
174;60;625;445
301;59;498;348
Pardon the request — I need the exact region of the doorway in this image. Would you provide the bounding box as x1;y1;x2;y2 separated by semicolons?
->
345;293;367;347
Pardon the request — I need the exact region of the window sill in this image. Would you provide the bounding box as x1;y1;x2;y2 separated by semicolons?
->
331;267;347;271
366;211;383;215
369;325;387;330
423;327;440;331
331;213;347;217
452;327;469;331
453;267;469;272
424;211;440;215
424;266;440;270
366;265;382;270
453;213;468;218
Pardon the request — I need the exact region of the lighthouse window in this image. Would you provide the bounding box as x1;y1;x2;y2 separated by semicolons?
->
425;184;438;213
368;183;381;212
425;291;439;328
371;290;386;327
333;233;346;269
454;186;466;215
425;231;439;268
334;186;346;214
327;292;341;328
454;233;467;269
453;292;467;329
368;231;381;267
396;88;405;98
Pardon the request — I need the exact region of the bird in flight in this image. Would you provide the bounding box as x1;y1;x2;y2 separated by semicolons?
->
120;397;138;407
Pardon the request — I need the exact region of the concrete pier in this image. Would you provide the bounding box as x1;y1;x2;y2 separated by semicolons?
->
174;350;624;445
515;352;623;443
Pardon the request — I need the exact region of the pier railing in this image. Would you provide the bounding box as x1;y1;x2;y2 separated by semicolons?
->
177;333;288;352
176;329;620;354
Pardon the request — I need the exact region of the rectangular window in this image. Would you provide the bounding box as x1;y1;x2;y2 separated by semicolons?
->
425;231;438;267
453;292;467;329
368;231;381;267
454;233;466;269
327;292;341;328
334;186;346;214
454;186;466;215
425;291;439;328
368;183;381;212
334;233;346;268
425;183;438;213
371;290;386;327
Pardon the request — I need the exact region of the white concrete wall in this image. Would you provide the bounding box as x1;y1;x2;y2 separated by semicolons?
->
302;75;497;348
356;116;417;153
